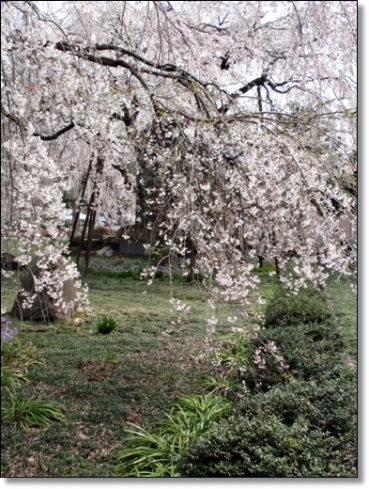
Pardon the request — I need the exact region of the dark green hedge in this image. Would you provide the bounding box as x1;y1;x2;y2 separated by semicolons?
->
264;285;331;328
179;284;357;477
179;413;355;477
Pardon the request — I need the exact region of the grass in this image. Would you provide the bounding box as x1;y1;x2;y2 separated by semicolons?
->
115;393;232;477
0;261;357;477
1;272;218;476
325;274;357;370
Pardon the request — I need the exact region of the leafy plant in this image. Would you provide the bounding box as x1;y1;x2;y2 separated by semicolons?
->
1;389;65;432
1;366;24;389
168;394;232;429
115;393;231;477
217;331;251;371
196;374;240;396
1;318;44;384
2;338;44;373
96;316;117;335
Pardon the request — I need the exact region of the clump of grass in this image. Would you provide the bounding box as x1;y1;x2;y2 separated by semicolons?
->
96;316;117;335
1;366;24;389
1;389;65;432
115;393;231;477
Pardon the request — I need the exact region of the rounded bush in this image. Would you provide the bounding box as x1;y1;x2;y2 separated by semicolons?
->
264;285;331;328
180;283;357;478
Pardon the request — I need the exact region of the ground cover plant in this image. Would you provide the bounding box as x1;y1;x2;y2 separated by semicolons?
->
87;256;204;283
1;264;356;478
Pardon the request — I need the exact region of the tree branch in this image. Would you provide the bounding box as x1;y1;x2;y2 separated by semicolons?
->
1;103;75;140
290;1;303;38
35;122;75;141
239;75;267;94
55;42;149;91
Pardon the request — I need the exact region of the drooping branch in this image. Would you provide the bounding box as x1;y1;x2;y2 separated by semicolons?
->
290;1;303;38
55;41;149;91
240;75;302;96
2;102;138;141
1;103;75;140
55;41;208;93
111;104;138;127
198;23;229;33
93;43;172;71
266;79;301;94
34;122;75;141
1;103;22;126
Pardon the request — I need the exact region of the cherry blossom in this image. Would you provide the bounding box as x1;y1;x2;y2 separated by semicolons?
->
1;1;357;322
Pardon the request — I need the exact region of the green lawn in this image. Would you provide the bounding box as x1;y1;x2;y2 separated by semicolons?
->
1;266;357;477
325;275;357;358
1;273;219;477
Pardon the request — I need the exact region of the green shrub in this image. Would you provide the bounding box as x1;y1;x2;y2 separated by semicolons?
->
144;245;170;266
264;285;331;328
96;316;117;335
242;317;347;391
241;372;357;437
201;297;346;393
179;413;355;477
178;283;357;478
